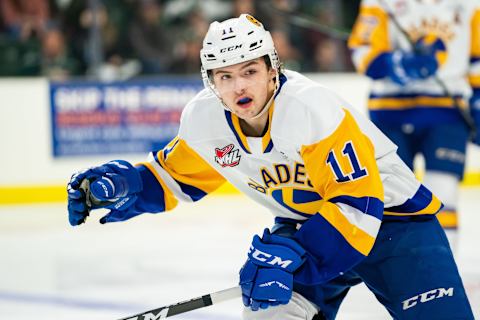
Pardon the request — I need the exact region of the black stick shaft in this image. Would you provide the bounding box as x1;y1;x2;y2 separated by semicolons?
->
261;2;351;41
117;286;241;320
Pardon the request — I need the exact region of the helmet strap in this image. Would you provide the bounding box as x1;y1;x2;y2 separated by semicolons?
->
249;70;279;120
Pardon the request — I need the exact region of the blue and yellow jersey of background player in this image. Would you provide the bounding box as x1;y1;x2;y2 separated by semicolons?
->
348;0;480;123
134;68;442;284
348;0;480;229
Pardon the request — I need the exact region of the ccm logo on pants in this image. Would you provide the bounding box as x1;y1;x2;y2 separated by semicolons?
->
402;287;454;310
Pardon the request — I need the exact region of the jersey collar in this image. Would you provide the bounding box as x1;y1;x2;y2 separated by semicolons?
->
224;73;286;154
224;103;273;154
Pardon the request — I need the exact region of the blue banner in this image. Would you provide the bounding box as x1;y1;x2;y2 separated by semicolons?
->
50;78;203;157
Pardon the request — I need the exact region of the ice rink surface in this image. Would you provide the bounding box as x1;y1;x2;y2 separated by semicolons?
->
0;188;479;320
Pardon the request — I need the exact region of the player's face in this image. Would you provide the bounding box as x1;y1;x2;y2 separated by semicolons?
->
212;58;276;120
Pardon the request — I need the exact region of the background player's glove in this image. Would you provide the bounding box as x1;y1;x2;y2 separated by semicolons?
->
470;88;480;145
67;160;143;226
386;50;438;86
386;35;445;86
239;228;305;311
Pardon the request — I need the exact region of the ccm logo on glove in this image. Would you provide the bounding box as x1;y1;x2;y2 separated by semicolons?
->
249;246;294;269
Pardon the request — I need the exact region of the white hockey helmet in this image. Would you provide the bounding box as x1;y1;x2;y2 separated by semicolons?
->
200;14;280;89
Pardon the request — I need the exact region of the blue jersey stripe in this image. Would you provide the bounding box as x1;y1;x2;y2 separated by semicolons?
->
369;92;464;99
153;150;161;166
224;111;251;154
370;107;465;126
264;139;274;153
470;56;480;64
274;73;288;98
385;184;434;214
163;139;179;160
329;195;384;220
175;179;207;202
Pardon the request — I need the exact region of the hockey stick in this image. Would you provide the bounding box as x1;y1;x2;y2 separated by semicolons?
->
116;286;242;319
76;181;243;318
260;2;351;41
378;0;477;138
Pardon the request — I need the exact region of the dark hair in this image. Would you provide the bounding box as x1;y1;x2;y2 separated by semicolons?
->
207;55;272;81
263;55;272;69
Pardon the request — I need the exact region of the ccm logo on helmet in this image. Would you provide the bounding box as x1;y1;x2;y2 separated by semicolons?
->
220;44;243;53
402;287;454;310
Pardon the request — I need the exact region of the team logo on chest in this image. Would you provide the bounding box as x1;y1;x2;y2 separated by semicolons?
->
215;144;241;167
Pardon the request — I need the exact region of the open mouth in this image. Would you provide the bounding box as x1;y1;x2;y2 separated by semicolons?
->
237;97;253;108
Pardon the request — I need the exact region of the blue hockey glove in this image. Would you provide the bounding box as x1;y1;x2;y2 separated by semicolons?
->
386;35;445;86
470;89;480;145
414;35;447;58
239;228;305;311
387;50;438;86
67;160;143;226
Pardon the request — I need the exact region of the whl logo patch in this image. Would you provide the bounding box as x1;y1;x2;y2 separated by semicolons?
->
215;144;241;167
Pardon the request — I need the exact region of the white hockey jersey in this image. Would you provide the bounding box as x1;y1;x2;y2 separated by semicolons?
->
135;70;442;284
348;0;480;124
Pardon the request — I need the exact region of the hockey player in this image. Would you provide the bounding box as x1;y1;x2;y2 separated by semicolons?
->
348;0;480;231
67;14;474;319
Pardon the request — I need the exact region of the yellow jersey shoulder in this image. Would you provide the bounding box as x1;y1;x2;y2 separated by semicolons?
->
273;70;350;146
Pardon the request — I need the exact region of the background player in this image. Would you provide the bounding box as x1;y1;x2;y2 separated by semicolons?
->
348;0;480;233
67;14;474;319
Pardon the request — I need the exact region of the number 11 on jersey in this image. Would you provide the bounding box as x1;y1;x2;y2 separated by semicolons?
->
326;141;368;183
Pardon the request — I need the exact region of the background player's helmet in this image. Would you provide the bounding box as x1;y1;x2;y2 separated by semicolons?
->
200;14;280;92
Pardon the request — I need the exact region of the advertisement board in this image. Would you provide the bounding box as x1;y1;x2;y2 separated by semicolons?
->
50;78;203;156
